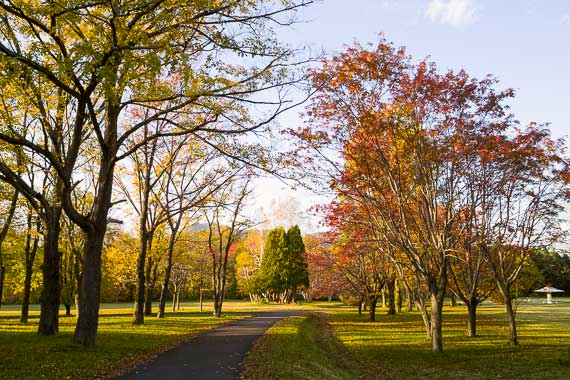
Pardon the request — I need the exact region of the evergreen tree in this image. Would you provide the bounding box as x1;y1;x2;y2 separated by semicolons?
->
255;225;309;303
285;225;310;302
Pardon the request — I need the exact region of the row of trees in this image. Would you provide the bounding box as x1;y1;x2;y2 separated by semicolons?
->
0;0;313;346
289;38;570;352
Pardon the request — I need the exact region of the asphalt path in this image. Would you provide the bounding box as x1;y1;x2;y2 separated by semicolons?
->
113;311;300;380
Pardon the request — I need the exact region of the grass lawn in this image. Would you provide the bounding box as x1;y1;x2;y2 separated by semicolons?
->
244;298;570;380
242;313;361;380
0;300;311;380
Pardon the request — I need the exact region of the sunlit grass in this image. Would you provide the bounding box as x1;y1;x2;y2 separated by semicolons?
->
244;299;570;380
0;300;287;380
243;313;360;380
324;299;570;380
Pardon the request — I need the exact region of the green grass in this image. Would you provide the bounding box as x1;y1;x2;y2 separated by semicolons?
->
244;299;570;380
0;300;310;380
242;313;362;380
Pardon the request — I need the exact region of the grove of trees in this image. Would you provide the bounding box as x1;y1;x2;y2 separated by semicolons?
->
289;38;570;352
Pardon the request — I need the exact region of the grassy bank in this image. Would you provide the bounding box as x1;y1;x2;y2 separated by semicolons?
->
242;313;363;380
244;299;570;380
0;300;298;380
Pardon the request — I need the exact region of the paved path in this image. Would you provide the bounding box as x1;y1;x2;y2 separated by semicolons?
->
114;311;300;380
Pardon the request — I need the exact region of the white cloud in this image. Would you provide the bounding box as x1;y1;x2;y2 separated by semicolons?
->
426;0;479;27
562;14;570;27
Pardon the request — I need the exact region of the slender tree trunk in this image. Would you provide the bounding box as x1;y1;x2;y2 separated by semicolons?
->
405;285;414;312
416;299;431;339
503;290;518;345
144;255;157;316
466;299;478;337
358;294;364;315
199;278;204;312
394;280;402;314
387;279;396;315
0;266;4;311
133;232;148;325
0;189;18;311
368;295;378;322
450;293;457;307
381;288;386;308
38;208;62;335
20;266;33;323
157;228;177;318
176;291;181;311
64;303;71;316
171;287;177;312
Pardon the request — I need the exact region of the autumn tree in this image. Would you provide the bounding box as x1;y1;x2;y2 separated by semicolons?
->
473;125;569;345
205;177;252;317
156;137;229;318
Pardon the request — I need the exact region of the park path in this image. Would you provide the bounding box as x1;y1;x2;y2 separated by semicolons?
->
113;311;300;380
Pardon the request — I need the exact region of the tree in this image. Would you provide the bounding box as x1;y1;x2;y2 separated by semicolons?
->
156;138;225;318
283;225;309;303
205;178;251;317
254;225;309;303
303;234;349;302
0;0;312;346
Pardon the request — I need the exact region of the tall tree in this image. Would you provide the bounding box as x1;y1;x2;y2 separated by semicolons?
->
205;178;251;317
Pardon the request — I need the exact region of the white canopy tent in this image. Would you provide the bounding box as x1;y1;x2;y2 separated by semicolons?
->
534;286;564;304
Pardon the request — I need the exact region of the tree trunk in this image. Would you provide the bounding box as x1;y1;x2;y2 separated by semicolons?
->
199;279;204;312
405;285;414;312
72;227;106;346
387;279;396;315
430;289;445;353
0;266;4;311
416;299;431;339
38;208;62;336
171;289;177;312
358;294;364;315
144;285;153;315
157;230;177;318
64;303;71;316
0;189;18;311
133;233;148;324
368;295;378;322
381;288;386;308
504;291;518;345
396;281;402;313
466;299;478;337
20;266;33;323
144;255;157;316
450;293;457;307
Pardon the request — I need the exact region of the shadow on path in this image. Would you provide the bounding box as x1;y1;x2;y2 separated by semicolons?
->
113;311;302;380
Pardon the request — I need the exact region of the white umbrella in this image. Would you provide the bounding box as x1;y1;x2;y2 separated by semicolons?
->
534;286;564;304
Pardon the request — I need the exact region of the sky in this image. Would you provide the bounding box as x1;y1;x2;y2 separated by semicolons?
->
249;0;570;233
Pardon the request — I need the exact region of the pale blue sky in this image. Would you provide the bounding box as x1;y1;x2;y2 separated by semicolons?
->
254;0;570;230
284;0;570;138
